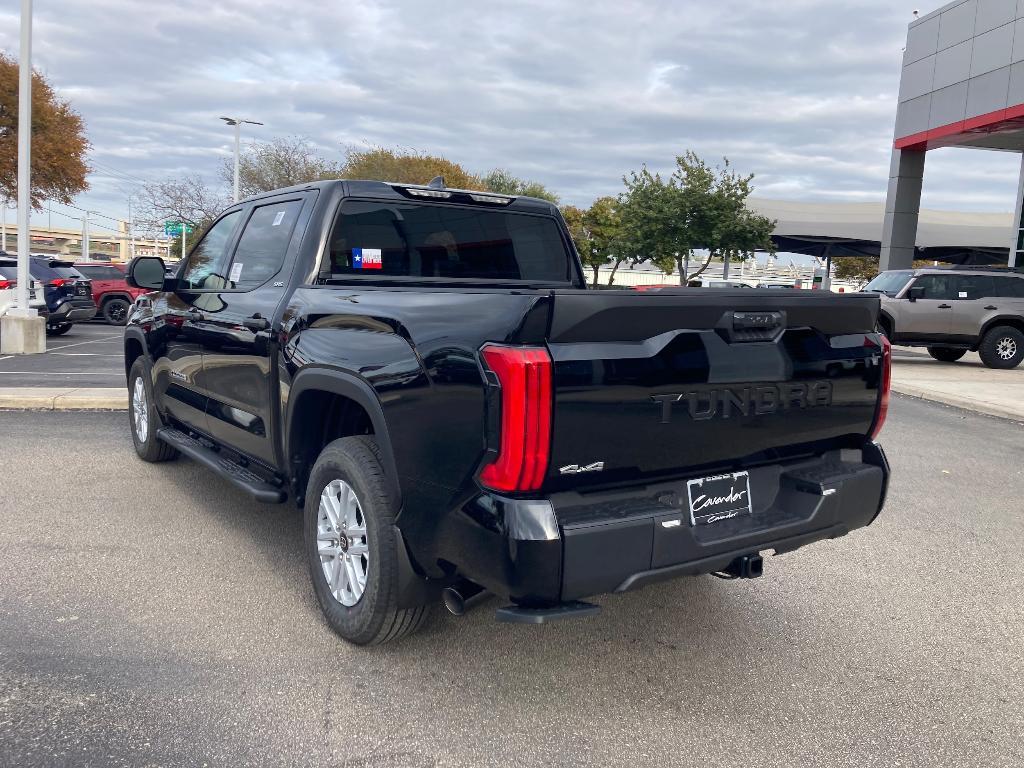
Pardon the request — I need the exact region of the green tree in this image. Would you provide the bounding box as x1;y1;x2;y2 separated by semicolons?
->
221;136;340;198
481;168;559;203
834;256;880;284
620;152;775;285
340;146;482;189
0;52;90;208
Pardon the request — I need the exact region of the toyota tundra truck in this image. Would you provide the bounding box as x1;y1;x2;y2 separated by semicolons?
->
123;179;892;645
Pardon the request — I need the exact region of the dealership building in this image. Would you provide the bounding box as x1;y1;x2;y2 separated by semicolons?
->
883;0;1024;270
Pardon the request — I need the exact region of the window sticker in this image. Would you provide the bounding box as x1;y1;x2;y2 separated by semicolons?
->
229;262;244;282
272;211;286;227
352;248;383;270
958;291;968;298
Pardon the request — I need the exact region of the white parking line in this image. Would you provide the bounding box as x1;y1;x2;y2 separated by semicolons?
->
0;371;119;376
50;352;123;357
47;335;121;352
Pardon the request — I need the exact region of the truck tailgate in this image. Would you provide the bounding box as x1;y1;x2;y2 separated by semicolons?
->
545;290;884;487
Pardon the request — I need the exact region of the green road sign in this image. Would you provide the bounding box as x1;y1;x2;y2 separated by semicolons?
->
163;222;194;237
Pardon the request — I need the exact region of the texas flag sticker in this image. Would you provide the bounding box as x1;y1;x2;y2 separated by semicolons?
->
352;247;383;270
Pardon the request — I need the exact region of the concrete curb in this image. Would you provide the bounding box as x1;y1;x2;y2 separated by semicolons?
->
0;387;128;411
891;383;1023;423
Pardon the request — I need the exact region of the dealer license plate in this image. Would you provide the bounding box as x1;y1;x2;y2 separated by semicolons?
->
686;471;752;526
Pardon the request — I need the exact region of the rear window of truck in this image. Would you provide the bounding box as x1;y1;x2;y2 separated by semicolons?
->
326;200;575;283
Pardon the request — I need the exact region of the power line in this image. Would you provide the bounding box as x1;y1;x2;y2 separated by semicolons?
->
89;161;150;187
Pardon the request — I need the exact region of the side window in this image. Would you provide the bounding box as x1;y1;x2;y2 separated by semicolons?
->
226;200;303;291
180;211;242;290
951;275;995;300
910;275;954;300
993;277;1024;298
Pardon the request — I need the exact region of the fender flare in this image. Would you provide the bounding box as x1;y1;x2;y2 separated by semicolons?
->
285;367;402;507
123;326;149;374
978;315;1024;343
100;291;134;305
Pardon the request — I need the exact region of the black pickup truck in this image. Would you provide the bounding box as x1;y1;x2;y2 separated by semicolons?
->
123;179;891;645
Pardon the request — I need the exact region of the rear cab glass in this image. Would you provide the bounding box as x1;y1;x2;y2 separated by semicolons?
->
864;271;913;295
325;200;576;284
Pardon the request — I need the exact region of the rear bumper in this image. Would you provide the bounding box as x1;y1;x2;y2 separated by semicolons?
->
49;299;97;323
452;444;889;606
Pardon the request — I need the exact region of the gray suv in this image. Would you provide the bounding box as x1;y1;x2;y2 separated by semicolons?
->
864;267;1024;369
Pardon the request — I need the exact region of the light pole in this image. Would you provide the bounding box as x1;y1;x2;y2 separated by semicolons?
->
15;0;34;317
220;116;262;203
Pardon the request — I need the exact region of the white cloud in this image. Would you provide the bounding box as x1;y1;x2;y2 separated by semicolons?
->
3;0;1018;223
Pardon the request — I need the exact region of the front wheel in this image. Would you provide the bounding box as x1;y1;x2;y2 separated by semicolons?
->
46;323;72;336
304;436;430;645
927;346;967;363
128;357;178;462
978;326;1024;369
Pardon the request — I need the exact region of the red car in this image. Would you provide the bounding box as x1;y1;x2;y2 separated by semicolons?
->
74;262;151;325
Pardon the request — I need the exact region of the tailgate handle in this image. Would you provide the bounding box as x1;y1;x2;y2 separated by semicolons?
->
733;311;782;331
722;311;785;342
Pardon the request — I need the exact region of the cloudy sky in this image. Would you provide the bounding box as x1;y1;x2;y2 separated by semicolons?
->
2;0;1022;232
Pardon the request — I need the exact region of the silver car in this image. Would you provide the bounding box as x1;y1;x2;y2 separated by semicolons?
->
864;267;1024;369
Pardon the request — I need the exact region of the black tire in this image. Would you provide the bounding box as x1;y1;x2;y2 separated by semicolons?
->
46;323;72;336
927;346;967;363
304;436;430;645
102;297;131;326
978;325;1024;369
127;357;178;462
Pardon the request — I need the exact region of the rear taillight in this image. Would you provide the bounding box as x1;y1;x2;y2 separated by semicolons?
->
0;279;13;290
870;334;891;440
48;278;67;288
478;344;553;492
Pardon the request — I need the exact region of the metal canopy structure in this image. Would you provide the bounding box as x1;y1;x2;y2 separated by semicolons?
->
749;198;1013;265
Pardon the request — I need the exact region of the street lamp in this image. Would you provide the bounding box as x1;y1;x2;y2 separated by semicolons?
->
220;116;263;203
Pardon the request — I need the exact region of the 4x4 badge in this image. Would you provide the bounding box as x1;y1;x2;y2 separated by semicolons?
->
559;462;605;475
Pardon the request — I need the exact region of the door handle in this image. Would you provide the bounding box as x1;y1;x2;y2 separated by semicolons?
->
242;314;270;332
186;308;206;321
984;305;998;310
938;304;952;309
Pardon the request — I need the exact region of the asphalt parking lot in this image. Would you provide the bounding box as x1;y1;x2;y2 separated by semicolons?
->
0;397;1021;767
0;323;124;388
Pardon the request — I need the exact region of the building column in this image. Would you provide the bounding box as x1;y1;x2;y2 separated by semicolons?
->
880;148;925;271
1009;154;1024;268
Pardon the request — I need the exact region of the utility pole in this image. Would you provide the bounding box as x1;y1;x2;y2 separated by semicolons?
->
2;198;7;252
127;197;136;259
81;213;90;262
220;116;263;203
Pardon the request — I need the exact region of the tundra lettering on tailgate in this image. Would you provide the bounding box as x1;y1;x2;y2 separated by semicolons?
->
652;381;833;424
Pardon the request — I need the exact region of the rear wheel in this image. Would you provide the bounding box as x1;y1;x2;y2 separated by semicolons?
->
128;357;178;462
102;297;131;326
927;346;967;363
304;436;430;645
46;323;72;336
978;326;1024;369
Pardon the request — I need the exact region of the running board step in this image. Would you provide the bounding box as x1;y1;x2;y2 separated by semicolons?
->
156;427;286;504
494;601;601;624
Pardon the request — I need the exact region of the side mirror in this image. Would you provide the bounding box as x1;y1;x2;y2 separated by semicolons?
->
126;256;166;290
907;286;925;302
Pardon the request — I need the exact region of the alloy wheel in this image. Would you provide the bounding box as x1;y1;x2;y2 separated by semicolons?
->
317;479;369;607
996;336;1018;361
132;377;148;443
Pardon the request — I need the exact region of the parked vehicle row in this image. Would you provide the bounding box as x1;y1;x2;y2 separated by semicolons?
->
0;254;153;333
